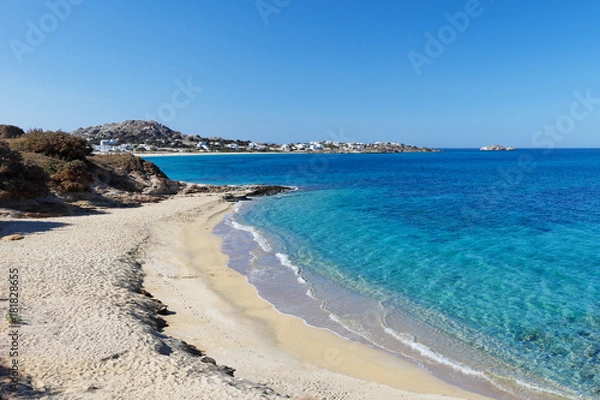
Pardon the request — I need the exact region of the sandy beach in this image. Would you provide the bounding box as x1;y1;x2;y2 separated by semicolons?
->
0;194;493;399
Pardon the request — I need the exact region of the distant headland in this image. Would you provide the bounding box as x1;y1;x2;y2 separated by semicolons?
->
72;120;440;155
0;119;436;214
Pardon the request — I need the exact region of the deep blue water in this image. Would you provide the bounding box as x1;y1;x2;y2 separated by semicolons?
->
146;150;600;399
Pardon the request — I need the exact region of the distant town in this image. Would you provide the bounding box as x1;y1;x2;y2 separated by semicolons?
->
93;138;440;154
71;120;440;155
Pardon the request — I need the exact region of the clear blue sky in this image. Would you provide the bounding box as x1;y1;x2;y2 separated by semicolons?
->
1;1;599;147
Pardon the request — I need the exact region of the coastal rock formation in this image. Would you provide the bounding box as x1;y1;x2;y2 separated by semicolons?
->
223;185;292;202
245;185;292;197
480;144;516;151
91;153;183;197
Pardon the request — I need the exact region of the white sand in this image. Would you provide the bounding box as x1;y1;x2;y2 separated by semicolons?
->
0;194;492;399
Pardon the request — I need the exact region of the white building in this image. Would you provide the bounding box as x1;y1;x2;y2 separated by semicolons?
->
95;139;119;152
247;142;266;150
137;144;157;151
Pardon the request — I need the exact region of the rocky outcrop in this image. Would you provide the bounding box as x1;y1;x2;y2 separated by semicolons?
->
480;144;516;151
223;185;293;202
91;154;183;196
245;185;293;197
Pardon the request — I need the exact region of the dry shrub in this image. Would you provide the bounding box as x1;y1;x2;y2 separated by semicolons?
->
52;160;94;193
0;124;25;139
18;129;91;161
22;152;66;175
0;141;22;175
0;141;49;201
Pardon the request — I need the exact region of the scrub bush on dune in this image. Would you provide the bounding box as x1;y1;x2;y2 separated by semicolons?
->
17;129;92;162
0;140;49;201
52;159;94;193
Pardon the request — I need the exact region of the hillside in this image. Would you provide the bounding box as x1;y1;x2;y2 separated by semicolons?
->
0;129;183;214
71;120;439;154
72;120;203;148
0;126;290;216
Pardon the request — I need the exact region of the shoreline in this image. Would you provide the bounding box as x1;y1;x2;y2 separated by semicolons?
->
141;195;493;399
136;152;278;157
136;150;439;157
1;194;491;399
214;205;548;400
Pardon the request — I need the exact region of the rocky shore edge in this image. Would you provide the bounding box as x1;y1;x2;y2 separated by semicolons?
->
116;248;290;400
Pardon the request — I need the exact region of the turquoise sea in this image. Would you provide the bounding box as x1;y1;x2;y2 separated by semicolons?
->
146;150;600;399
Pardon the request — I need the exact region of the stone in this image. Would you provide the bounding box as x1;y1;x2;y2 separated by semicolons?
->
156;305;169;316
219;365;236;377
180;341;205;357
1;234;24;241
201;356;217;365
